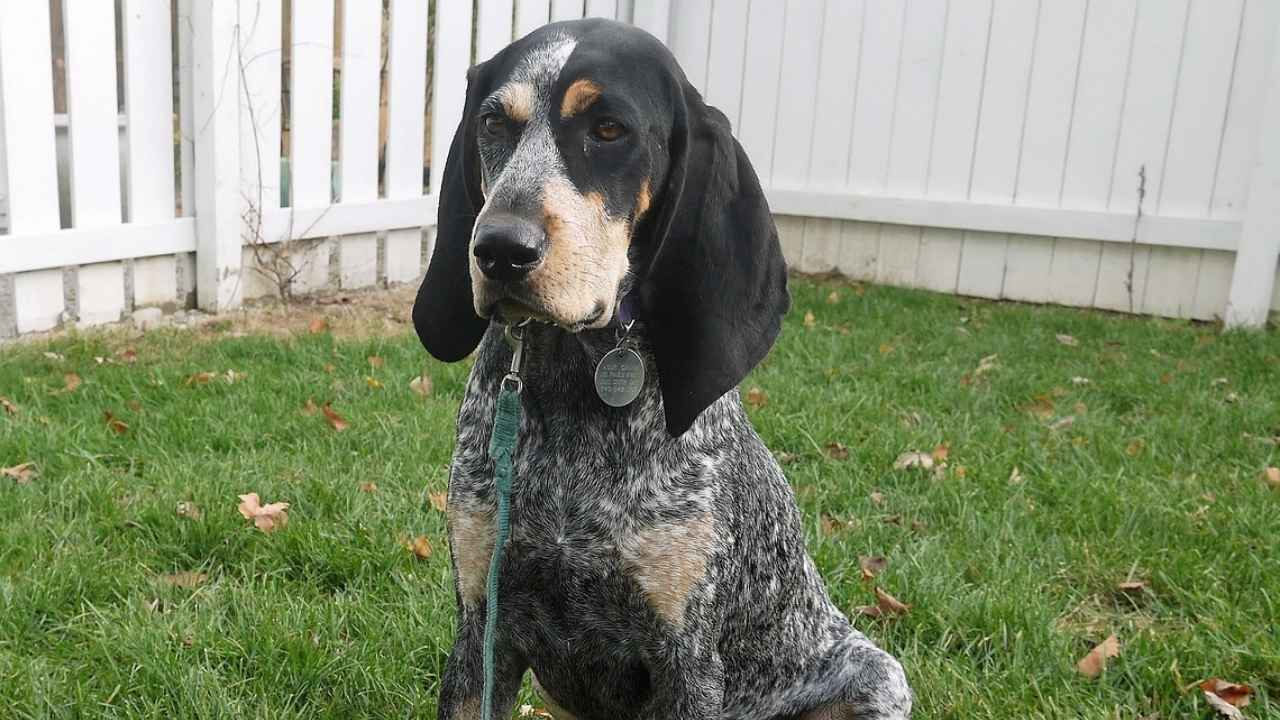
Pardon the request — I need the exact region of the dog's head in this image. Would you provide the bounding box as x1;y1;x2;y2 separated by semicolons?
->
414;19;788;435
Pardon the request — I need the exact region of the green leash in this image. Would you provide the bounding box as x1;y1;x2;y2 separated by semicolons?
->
481;323;526;720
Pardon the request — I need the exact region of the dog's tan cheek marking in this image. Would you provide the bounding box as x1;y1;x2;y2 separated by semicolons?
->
533;181;629;322
619;515;716;625
559;78;602;118
448;506;495;607
635;178;652;220
497;82;535;122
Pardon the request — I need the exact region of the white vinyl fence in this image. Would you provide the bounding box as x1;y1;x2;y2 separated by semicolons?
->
2;0;1279;340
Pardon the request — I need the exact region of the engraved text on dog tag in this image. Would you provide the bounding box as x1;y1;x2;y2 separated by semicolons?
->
594;347;645;407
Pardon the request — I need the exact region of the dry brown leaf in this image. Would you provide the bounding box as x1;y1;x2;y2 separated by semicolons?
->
856;587;911;618
323;363;336;374
1200;679;1252;710
869;491;885;507
1117;580;1147;593
365;376;384;390
160;571;208;588
878;343;895;355
60;372;82;394
185;371;215;386
974;354;999;376
301;399;320;416
745;386;768;409
1008;467;1024;485
1071;376;1091;386
308;317;329;334
1076;634;1120;678
1;397;18;415
43;351;65;361
820;513;848;536
368;355;385;369
237;493;290;533
119;348;138;364
1211;377;1229;387
224;369;246;384
103;411;129;435
1264;467;1280;489
407;535;432;559
1125;439;1145;457
859;555;888;581
881;514;903;526
892;451;933;471
910;519;927;532
825;442;850;461
1022;395;1056;420
826;291;841;305
409;373;434;397
1203;692;1244;719
321;404;349;432
359;482;378;493
803;311;816;329
176;501;202;520
1049;415;1076;431
3;462;36;485
930;443;950;463
429;491;448;512
1056;334;1079;347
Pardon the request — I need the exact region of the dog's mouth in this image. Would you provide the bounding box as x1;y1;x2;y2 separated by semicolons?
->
486;296;608;333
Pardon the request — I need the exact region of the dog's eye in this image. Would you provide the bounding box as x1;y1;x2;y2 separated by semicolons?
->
481;113;507;135
591;119;626;142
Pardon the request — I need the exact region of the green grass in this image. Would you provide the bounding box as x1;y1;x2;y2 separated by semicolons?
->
2;277;1278;719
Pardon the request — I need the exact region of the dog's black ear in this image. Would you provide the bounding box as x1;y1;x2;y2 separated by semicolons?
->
413;66;490;362
638;83;790;436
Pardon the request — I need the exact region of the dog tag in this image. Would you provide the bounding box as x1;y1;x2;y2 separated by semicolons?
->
594;347;645;407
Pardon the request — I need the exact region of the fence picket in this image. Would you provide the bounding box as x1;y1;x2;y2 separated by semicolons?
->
63;0;126;326
122;0;179;308
668;0;713;92
736;1;786;182
338;0;382;289
584;0;618;20
477;0;516;61
551;0;582;22
384;0;429;284
702;0;750;130
516;0;550;37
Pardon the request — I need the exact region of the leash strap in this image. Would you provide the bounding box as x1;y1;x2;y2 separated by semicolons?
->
481;324;525;720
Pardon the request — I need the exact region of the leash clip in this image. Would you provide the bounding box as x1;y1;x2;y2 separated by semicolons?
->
501;319;529;394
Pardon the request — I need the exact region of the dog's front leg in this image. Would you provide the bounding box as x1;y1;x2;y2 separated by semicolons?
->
437;610;526;720
642;631;725;719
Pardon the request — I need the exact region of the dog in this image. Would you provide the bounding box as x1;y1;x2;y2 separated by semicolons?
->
413;18;912;720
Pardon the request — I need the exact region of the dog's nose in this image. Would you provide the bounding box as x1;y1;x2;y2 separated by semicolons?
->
473;220;546;282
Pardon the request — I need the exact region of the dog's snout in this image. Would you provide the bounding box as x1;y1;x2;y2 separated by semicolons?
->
473;220;546;282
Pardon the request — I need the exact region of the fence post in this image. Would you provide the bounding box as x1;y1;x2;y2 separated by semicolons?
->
1224;36;1280;329
191;0;244;312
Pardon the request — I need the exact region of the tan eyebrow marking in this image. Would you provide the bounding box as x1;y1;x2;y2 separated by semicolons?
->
560;78;602;118
495;82;535;122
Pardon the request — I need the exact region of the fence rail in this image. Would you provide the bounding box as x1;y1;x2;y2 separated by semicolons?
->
2;0;1278;339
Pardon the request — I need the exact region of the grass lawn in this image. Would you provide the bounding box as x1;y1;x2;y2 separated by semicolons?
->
2;277;1278;719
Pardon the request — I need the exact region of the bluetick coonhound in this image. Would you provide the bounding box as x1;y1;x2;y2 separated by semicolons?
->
413;18;911;720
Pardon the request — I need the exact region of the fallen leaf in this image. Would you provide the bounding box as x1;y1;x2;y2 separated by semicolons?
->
820;513;848;536
118;348;138;364
321;404;349;432
1211;377;1229;387
869;491;885;507
409;374;433;397
1076;634;1120;678
954;465;967;478
103;411;129;435
1117;580;1147;594
826;291;841;305
1200;679;1252;711
0;397;17;415
301;399;320;416
237;493;290;533
1008;467;1024;485
1125;439;1145;457
407;535;432;560
1264;467;1280;489
745;386;768;409
859;555;888;581
60;372;82;394
892;451;933;471
1049;415;1076;431
1159;371;1174;385
368;355;385;369
359;482;378;493
224;369;246;384
3;463;36;485
1022;395;1056;420
43;351;65;361
1071;376;1091;386
825;442;850;461
1056;334;1079;347
429;491;448;512
1224;392;1239;403
176;501;202;520
910;519;927;532
974;354;999;376
930;443;950;463
365;376;384;390
856;587;911;618
1203;692;1244;719
185;371;215;386
803;311;816;329
774;450;798;465
881;514;903;526
308;317;329;334
160;571;208;588
323;363;336;374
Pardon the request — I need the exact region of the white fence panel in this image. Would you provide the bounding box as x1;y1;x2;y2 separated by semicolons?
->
384;0;429;284
338;0;383;290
